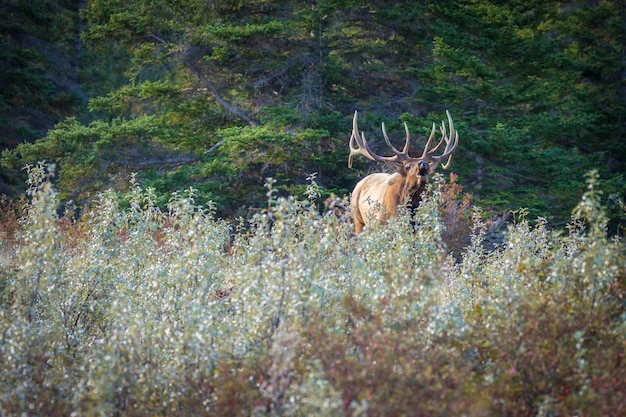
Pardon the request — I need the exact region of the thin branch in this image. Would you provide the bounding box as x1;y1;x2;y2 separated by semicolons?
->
183;59;260;126
207;140;224;154
110;156;198;168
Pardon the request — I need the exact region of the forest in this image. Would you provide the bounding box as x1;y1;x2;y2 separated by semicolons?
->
1;0;625;228
0;1;625;416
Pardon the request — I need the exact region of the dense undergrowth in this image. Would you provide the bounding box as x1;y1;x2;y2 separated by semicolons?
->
0;164;624;416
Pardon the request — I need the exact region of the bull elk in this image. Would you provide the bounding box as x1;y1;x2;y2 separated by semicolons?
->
348;110;459;233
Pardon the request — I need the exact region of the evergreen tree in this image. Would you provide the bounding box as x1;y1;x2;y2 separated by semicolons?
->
1;0;624;227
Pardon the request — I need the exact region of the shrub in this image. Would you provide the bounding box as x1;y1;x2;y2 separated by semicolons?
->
0;166;623;416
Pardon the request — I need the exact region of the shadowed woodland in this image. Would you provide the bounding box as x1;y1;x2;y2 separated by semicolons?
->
1;0;625;228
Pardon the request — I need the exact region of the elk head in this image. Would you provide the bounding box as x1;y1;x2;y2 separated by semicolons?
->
348;110;459;233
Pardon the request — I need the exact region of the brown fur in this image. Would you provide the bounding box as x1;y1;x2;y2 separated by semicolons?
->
351;161;431;233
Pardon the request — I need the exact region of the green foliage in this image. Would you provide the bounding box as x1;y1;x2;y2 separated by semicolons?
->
0;166;624;415
1;0;626;229
3;116;188;201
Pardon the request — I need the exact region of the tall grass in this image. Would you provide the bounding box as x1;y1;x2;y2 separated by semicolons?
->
0;164;624;416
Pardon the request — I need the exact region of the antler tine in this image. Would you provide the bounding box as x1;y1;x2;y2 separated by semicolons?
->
427;110;459;169
402;122;411;154
441;128;459;169
420;122;438;159
349;111;376;167
381;121;412;161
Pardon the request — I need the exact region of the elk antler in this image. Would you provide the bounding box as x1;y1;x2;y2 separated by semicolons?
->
348;110;459;169
421;110;458;169
348;111;407;168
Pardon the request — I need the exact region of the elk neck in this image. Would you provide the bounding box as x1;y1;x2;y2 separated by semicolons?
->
383;172;428;217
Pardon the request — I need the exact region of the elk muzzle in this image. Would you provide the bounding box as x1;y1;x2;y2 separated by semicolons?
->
408;160;429;185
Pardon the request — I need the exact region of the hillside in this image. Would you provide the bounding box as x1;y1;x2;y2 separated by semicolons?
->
1;0;625;229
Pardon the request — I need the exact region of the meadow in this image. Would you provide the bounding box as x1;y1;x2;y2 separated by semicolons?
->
0;164;624;416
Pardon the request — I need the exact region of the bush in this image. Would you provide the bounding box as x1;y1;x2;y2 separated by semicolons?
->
0;165;623;416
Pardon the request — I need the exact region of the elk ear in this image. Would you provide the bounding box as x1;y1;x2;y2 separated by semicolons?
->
387;172;402;186
386;161;406;175
392;162;411;176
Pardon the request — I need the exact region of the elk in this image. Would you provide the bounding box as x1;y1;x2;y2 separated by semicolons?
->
348;110;459;233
